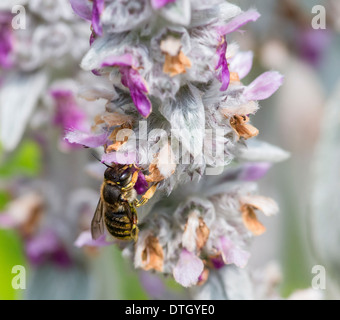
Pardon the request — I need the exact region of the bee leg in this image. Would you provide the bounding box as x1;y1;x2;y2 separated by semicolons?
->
121;170;140;192
135;184;158;207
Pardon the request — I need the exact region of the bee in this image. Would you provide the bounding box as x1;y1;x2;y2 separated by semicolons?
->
91;163;157;242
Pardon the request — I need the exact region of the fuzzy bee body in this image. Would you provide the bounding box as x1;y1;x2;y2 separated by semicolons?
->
91;165;139;241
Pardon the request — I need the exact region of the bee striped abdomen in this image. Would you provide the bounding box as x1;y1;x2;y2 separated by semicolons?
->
104;208;135;240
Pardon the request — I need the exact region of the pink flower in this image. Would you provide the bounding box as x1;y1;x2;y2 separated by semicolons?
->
0;213;17;229
69;0;104;36
0;12;14;69
238;162;272;181
139;270;166;299
244;71;284;101
64;130;109;148
51;89;89;150
74;230;113;248
229;51;254;80
91;0;105;36
217;9;261;36
51;90;87;131
173;249;204;287
25;229;72;267
101;54;152;117
69;0;92;20
217;236;250;268
101;150;138;165
151;0;177;10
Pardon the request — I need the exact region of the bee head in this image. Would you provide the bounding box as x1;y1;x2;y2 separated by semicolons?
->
104;167;132;187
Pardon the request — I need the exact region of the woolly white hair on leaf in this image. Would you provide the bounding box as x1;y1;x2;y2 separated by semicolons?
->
156;143;177;179
101;0;152;33
80;33;133;71
159;0;191;26
235;139;291;163
190;2;242;27
174;197;216;229
160;84;205;160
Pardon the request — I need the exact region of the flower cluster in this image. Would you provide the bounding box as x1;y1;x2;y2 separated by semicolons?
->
0;0;91;152
65;0;286;289
0;1;96;268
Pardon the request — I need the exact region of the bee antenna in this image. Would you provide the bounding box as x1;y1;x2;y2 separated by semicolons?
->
91;152;115;169
91;152;101;162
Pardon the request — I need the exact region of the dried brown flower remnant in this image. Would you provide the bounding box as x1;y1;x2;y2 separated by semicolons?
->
3;193;45;237
230;114;259;140
182;212;210;253
196;218;210;251
92;112;134;131
161;35;191;77
230;72;240;84
163;51;192;77
241;203;266;236
141;235;164;272
106;123;133;153
145;163;165;183
145;143;176;183
240;195;279;236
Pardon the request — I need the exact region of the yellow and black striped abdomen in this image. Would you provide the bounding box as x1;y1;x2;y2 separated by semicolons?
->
104;206;138;241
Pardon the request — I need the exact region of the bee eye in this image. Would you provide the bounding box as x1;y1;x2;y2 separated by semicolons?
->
119;171;130;182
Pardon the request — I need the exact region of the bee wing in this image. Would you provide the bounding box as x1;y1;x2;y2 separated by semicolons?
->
91;199;105;240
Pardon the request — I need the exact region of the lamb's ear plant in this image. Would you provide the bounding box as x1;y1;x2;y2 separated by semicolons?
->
66;0;287;297
0;0;287;299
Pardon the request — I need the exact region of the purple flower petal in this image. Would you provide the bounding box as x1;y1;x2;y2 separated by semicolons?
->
139;270;166;298
244;71;284;101
135;171;149;195
210;255;225;270
50;89;87;132
0;13;14;69
121;68;152;117
215;38;230;91
74;230;113;247
239;162;272;181
64;130;109;148
100;56;152;117
25;229;72;267
217;9;260;35
229;51;253;79
101;54;136;68
101;151;138;165
218;236;250;268
151;0;177;10
92;0;105;36
173;249;204;287
298;29;332;67
69;0;92;21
